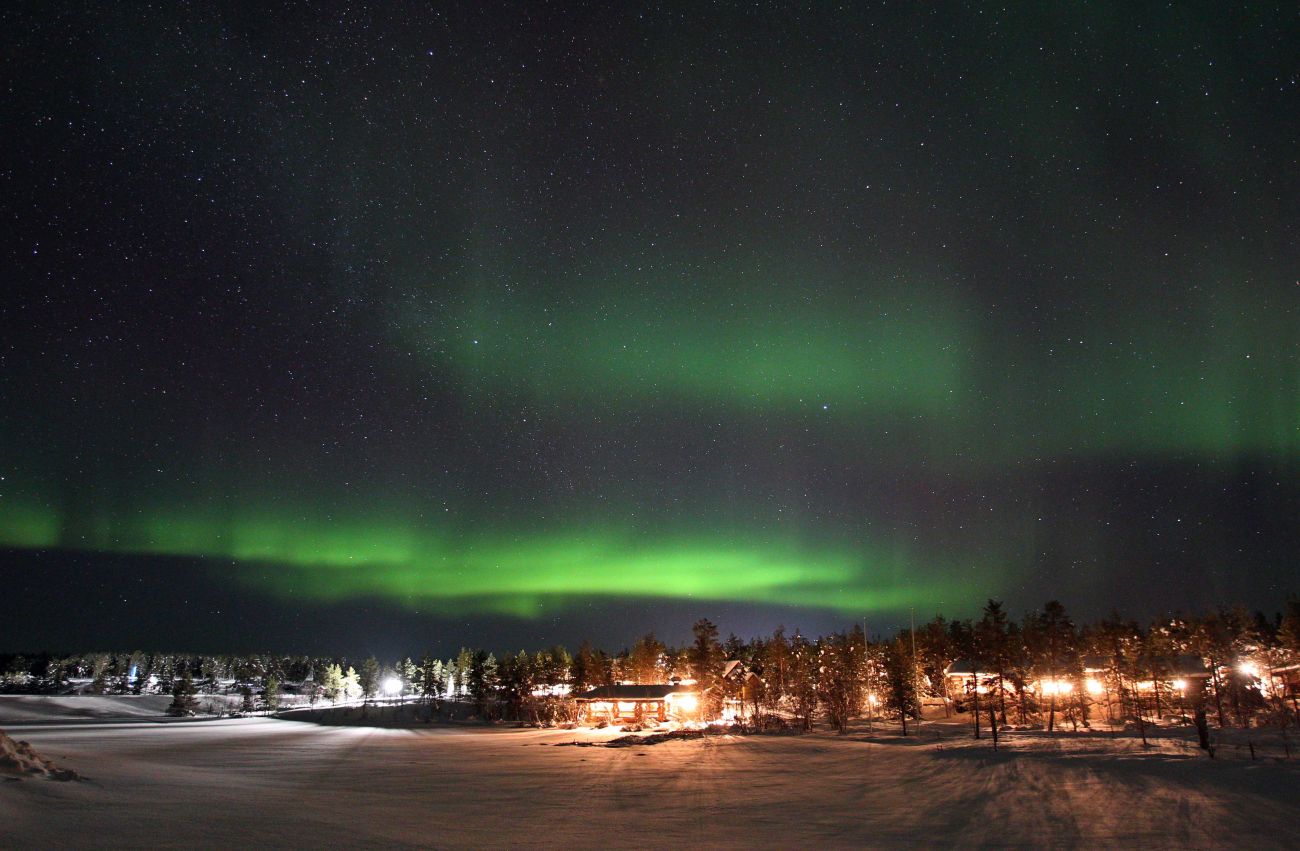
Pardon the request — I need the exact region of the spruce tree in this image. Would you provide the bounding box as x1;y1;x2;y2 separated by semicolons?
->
264;675;281;714
342;666;360;701
167;671;199;716
689;619;725;719
322;663;344;705
239;684;256;715
358;657;380;704
419;655;444;705
884;638;918;736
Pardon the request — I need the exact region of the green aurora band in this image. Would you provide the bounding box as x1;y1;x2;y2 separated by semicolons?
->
0;501;970;617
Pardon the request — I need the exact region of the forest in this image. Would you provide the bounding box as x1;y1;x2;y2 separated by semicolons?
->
4;598;1299;744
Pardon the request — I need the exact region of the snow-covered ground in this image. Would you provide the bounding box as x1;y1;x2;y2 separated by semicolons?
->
0;695;174;724
2;702;1298;848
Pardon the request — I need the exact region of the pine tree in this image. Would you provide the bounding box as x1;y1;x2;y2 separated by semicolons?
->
342;666;360;701
419;655;444;705
359;657;380;704
689;619;725;719
467;651;498;718
239;684;256;715
571;641;603;693
884;638;918;736
457;649;478;701
627;633;666;684
397;658;418;703
167;671;199;716
89;653;111;694
263;675;281;714
915;617;956;717
1030;601;1079;732
759;627;792;722
787;631;819;730
817;629;866;734
321;663;344;704
976;600;1011;725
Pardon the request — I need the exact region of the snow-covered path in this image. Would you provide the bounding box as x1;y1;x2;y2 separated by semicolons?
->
2;718;1297;848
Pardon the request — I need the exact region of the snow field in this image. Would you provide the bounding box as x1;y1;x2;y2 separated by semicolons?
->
1;712;1297;848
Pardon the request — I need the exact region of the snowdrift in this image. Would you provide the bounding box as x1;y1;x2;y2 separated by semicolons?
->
0;694;172;724
0;729;80;781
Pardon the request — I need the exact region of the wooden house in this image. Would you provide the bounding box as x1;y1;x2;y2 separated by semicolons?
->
575;684;699;724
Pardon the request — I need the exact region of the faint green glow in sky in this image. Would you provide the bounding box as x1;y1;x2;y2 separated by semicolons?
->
420;265;974;414
402;265;1296;459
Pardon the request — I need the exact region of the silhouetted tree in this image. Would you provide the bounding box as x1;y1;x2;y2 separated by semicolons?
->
690;619;725;718
167;671;199;716
359;657;381;705
884;638;918;736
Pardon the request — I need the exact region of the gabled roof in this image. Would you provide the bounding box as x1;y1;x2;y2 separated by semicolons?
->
576;684;693;700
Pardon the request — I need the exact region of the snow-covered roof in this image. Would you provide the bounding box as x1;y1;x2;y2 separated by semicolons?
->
944;660;994;677
576;684;694;701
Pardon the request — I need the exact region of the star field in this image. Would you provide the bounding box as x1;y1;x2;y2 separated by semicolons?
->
1;3;1295;653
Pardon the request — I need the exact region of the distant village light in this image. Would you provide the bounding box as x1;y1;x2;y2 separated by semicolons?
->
383;677;403;696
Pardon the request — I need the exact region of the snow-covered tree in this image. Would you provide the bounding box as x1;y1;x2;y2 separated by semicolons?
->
787;631;819;730
321;664;344;704
817;628;866;734
342;666;361;701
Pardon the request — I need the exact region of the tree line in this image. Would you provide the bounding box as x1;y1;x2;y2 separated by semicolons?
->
3;598;1298;733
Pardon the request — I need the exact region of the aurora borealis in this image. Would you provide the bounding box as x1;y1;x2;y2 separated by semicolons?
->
1;4;1296;654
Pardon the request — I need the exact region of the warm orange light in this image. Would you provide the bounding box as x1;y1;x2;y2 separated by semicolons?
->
1085;678;1104;695
1172;679;1187;691
673;693;698;713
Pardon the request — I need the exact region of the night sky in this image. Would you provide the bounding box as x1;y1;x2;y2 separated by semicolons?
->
2;3;1296;657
